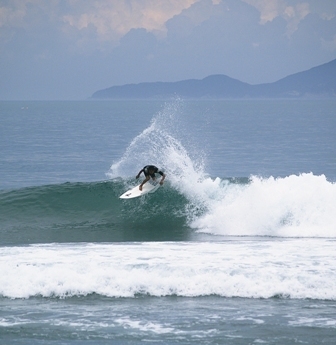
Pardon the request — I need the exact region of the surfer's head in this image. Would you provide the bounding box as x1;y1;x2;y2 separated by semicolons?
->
147;166;155;174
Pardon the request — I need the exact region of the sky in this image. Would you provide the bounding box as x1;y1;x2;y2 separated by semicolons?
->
1;0;336;100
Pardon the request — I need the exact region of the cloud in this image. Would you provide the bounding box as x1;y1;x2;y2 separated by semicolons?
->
0;1;27;28
242;0;311;35
0;0;198;42
242;0;284;24
1;0;336;99
60;0;198;41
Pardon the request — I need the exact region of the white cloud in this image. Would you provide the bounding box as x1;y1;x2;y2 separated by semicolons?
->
0;0;198;42
285;3;310;35
0;1;27;28
61;0;198;41
242;0;310;35
242;0;285;24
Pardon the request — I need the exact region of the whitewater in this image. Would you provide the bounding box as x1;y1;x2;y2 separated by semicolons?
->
1;239;336;300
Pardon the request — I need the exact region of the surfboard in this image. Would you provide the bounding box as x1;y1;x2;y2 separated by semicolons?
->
119;181;160;199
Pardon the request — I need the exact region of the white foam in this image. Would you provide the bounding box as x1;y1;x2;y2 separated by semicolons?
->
115;317;174;334
289;317;336;327
190;173;336;238
1;241;335;300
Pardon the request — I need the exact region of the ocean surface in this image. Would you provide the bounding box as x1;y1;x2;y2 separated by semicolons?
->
1;99;336;344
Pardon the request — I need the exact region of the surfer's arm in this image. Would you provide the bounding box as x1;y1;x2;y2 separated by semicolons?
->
136;169;144;179
159;173;166;185
139;176;150;190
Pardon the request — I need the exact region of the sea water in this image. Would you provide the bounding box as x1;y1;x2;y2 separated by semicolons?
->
0;99;336;344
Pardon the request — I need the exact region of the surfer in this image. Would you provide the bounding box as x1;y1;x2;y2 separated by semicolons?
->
136;165;166;191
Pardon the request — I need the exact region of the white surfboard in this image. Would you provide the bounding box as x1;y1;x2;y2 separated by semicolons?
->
119;181;160;199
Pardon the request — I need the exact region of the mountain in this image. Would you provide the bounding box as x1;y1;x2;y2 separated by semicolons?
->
252;59;336;98
91;59;336;99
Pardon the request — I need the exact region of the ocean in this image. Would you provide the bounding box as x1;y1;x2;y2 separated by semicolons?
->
0;99;336;344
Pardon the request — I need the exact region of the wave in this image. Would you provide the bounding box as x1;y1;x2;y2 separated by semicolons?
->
1;99;336;245
105;98;336;240
1;240;335;300
0;180;191;245
1;173;336;246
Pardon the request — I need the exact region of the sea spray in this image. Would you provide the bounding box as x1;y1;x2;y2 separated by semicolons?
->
107;98;210;221
107;98;206;184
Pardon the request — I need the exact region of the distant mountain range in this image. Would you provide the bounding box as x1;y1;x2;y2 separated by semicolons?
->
92;59;336;99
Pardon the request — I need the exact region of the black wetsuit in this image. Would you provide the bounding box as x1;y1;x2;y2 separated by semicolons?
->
141;165;164;178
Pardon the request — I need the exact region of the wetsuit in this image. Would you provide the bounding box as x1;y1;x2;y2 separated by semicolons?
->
140;165;164;178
